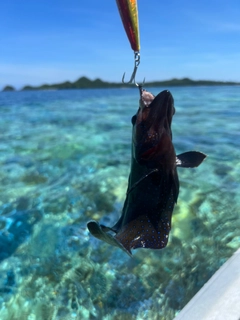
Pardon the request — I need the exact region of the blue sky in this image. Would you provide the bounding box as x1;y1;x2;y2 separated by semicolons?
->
1;0;240;89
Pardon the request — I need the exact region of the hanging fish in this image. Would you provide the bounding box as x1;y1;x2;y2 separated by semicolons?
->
116;0;141;84
87;88;206;256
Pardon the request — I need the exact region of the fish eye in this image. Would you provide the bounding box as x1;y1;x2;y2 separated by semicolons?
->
131;115;137;125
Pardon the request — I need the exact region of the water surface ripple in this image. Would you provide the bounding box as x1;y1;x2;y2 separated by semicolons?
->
0;86;239;319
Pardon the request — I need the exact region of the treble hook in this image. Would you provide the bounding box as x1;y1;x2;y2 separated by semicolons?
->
122;51;142;85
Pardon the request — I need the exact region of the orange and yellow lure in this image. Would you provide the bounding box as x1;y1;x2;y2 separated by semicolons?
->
115;0;141;84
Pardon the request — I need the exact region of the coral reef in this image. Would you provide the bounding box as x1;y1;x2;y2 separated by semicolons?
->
0;87;239;319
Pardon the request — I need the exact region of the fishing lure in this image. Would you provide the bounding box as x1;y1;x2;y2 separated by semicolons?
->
116;0;141;84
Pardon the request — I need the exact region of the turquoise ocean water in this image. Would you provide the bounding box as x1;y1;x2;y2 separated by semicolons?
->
0;86;239;319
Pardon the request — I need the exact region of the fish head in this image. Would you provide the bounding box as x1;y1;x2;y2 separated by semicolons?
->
132;87;176;168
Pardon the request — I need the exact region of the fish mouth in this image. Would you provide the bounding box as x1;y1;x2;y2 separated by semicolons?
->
138;85;155;108
138;87;175;128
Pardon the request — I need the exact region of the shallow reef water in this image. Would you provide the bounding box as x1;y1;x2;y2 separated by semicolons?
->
0;86;239;319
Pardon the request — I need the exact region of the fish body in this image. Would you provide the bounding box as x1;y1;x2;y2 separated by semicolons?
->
87;88;206;256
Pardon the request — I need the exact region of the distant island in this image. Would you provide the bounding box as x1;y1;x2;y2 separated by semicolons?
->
2;76;240;92
2;85;16;92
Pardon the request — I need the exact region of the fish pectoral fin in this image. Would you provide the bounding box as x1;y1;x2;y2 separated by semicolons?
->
176;151;207;168
87;221;132;257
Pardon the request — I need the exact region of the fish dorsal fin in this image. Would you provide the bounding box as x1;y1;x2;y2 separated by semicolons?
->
87;221;132;256
176;151;207;168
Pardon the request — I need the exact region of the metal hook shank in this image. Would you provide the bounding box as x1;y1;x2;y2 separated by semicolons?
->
122;51;140;84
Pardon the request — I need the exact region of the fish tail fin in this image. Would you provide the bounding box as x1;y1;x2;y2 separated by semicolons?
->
115;214;171;252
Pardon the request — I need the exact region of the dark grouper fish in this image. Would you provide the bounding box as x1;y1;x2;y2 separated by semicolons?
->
87;87;206;256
